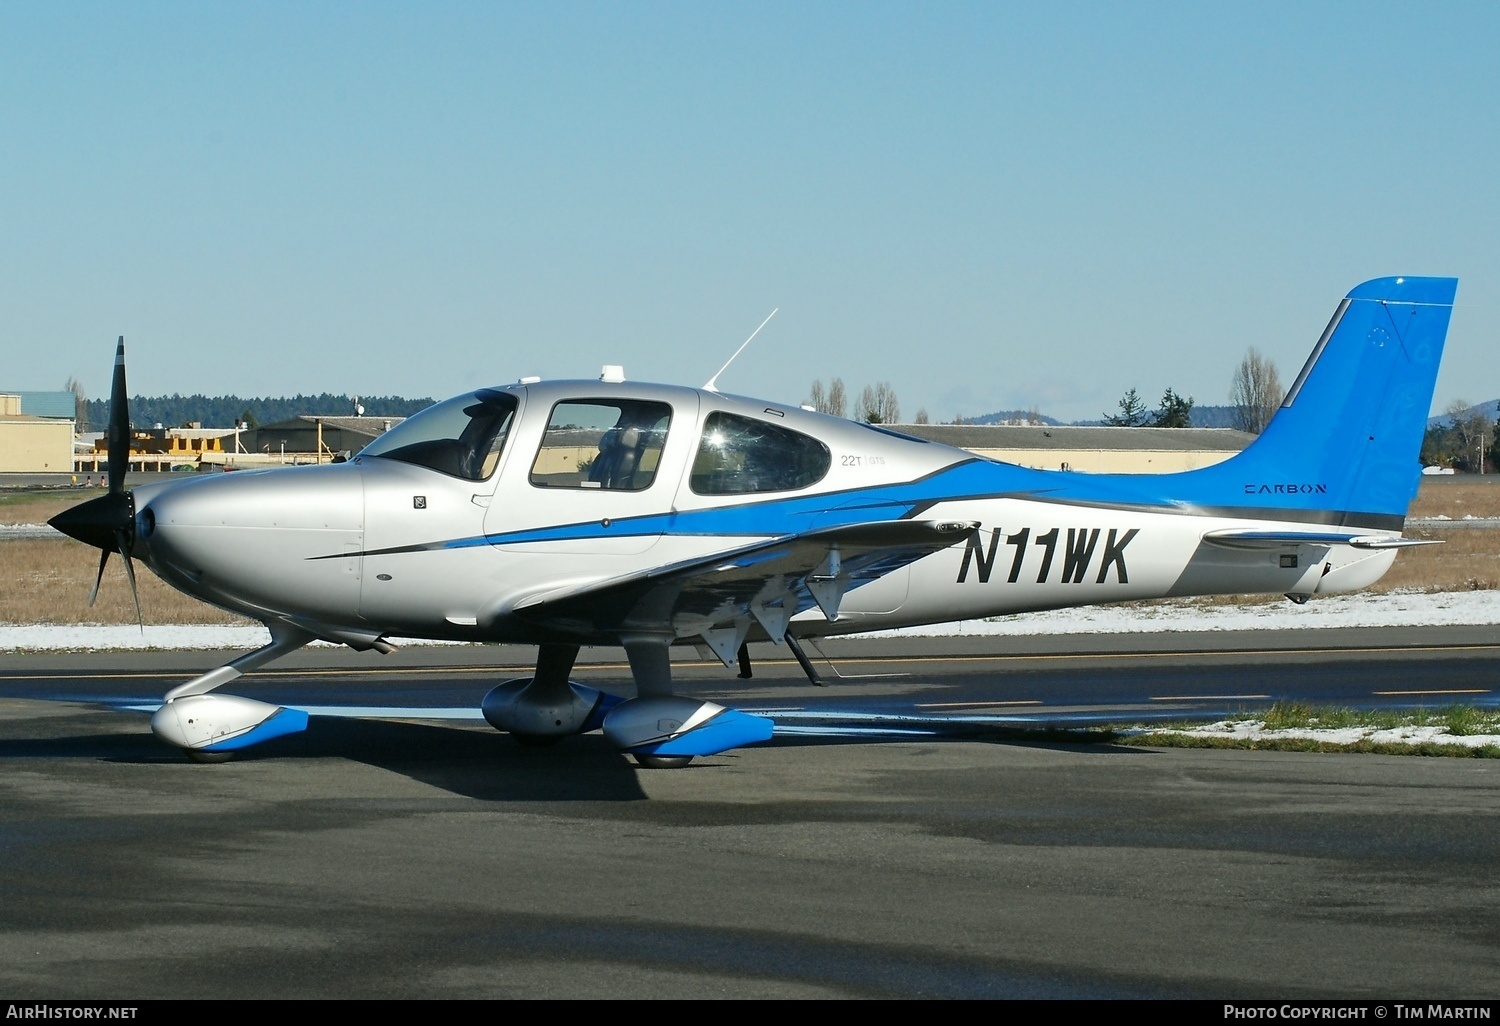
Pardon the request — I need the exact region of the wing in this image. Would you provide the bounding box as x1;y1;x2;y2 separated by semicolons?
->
508;519;978;662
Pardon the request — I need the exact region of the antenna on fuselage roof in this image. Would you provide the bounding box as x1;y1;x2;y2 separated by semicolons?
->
703;308;778;393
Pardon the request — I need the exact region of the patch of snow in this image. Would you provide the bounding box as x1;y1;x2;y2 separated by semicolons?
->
4;589;1500;652
850;589;1500;639
1141;719;1500;750
0;624;467;652
0;523;61;539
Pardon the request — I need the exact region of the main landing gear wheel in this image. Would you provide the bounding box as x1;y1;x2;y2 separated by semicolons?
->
632;753;694;769
185;749;235;764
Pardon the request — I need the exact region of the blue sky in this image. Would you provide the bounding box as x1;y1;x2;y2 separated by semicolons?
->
2;2;1495;423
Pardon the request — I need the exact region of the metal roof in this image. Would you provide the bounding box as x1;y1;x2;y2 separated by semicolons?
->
893;423;1256;452
253;415;406;435
8;391;76;418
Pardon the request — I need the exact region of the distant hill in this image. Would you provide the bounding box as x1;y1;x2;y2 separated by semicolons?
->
960;409;1063;426
1184;405;1239;429
85;393;436;431
1428;400;1498;428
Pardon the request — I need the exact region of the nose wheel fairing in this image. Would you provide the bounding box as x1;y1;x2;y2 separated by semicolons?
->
148;622;317;758
151;694;309;753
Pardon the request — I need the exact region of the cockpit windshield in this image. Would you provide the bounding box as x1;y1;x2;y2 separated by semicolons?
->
358;389;518;481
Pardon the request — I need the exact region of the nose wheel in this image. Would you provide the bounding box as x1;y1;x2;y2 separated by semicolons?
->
633;754;694;769
185;749;235;764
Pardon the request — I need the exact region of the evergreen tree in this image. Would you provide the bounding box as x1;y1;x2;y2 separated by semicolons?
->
1104;388;1148;426
1151;388;1195;428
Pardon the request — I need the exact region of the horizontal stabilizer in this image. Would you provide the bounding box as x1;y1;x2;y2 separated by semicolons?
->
1202;529;1441;550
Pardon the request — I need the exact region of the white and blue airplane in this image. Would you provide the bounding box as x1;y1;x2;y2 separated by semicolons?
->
52;275;1456;766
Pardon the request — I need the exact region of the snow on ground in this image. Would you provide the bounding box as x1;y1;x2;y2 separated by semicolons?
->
855;589;1500;638
3;588;1498;652
1137;720;1500;750
0;523;63;539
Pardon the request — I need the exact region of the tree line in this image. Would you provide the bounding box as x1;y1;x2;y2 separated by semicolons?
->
804;349;1282;431
1423;400;1498;472
1102;347;1283;431
76;392;436;433
805;379;928;424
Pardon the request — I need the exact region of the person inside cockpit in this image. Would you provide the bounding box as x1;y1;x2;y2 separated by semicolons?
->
588;420;645;490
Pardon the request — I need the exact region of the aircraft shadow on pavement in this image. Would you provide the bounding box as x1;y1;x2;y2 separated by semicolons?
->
0;704;1146;803
766;732;1149;755
0;713;654;802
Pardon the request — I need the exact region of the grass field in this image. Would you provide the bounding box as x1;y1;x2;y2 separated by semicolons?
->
3;477;1499;626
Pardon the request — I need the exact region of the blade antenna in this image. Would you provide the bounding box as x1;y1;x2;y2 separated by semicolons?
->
703;308;777;393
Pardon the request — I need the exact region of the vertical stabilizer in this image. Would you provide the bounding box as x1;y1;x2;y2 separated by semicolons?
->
1177;276;1456;526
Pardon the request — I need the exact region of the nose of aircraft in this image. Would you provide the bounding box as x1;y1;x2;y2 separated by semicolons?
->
49;491;134;553
128;465;366;618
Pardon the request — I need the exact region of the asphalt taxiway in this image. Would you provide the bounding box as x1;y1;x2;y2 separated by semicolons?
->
2;627;1500;998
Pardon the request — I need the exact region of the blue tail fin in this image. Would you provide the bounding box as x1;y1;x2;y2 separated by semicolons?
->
1178;276;1456;528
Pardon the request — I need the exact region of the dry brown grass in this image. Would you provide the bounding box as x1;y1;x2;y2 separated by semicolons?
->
1407;476;1500;519
0;487;87;525
3;477;1498;625
2;538;248;625
1373;528;1500;592
1;487;248;625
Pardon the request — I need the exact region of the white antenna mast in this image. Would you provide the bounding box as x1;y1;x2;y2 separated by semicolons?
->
703;308;778;392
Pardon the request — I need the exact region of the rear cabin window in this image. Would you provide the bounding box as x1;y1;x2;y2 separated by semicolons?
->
690;411;831;494
529;399;672;491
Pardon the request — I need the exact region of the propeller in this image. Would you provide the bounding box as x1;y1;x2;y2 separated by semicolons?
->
50;337;143;628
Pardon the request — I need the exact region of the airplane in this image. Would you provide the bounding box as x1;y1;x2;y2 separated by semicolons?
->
51;275;1456;766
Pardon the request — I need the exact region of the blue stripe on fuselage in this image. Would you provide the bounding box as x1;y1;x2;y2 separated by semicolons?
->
348;451;1393;562
463;460;1160;550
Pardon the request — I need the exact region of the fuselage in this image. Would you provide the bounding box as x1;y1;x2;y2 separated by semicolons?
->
130;377;1400;648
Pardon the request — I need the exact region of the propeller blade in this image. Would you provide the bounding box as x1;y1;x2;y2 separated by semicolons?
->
116;528;143;631
106;336;129;496
87;547;110;607
49;337;142;620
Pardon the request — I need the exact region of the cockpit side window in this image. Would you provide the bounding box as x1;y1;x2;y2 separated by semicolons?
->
529;399;672;491
691;411;831;494
358;389;517;481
